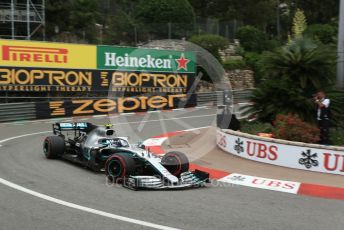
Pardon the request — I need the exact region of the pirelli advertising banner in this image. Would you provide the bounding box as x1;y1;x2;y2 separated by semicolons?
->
0;40;197;117
0;40;196;93
0;40;96;69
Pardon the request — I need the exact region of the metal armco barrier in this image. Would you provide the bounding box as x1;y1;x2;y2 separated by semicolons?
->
196;90;253;105
0;90;253;123
0;102;37;122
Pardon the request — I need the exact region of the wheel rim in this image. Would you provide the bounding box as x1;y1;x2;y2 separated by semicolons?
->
163;155;182;175
108;159;123;178
43;140;49;156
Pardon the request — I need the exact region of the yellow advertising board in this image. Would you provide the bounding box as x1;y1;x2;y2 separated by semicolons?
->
0;40;96;69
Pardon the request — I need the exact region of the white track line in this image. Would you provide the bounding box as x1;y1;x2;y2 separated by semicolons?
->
194;106;209;109
121;113;135;116
147;111;161;113
93;115;108;118
111;114;215;126
79;118;91;121
0;178;180;230
2;114;215;128
0;132;181;230
0;131;51;144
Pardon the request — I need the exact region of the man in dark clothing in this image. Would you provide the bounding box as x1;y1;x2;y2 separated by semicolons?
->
216;89;240;131
314;91;330;145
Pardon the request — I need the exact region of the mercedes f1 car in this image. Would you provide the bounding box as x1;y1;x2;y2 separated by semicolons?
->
43;122;209;190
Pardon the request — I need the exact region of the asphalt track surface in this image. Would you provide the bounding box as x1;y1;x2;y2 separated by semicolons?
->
0;109;343;230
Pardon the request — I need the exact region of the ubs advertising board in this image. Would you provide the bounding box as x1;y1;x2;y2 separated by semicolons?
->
0;40;197;117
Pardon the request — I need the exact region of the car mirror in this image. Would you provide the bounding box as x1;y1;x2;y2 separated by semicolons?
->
137;141;145;149
106;129;114;136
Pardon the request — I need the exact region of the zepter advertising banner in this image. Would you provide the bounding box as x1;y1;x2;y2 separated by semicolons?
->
0;40;197;117
35;94;187;118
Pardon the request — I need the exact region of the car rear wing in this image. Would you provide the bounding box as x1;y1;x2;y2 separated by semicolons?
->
52;122;94;135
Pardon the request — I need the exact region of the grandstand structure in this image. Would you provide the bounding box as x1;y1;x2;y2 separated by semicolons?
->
0;0;45;40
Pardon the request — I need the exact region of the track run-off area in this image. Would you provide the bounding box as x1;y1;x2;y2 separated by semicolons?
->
0;108;343;230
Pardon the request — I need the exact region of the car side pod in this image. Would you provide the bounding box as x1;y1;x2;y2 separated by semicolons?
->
122;170;210;190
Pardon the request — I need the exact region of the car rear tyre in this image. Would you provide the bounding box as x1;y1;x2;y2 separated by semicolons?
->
43;136;65;159
105;153;135;183
161;151;189;177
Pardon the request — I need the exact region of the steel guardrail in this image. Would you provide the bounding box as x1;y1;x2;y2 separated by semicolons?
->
0;90;253;123
0;102;37;122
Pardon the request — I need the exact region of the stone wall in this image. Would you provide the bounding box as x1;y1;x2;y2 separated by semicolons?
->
220;42;255;90
196;69;255;92
139;41;255;91
226;69;255;89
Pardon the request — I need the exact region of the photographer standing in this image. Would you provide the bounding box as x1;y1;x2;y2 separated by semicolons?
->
314;91;331;145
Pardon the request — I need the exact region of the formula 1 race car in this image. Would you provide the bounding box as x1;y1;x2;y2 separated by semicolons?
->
43;122;209;190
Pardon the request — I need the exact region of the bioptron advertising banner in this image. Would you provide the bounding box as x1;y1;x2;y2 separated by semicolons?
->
0;40;197;117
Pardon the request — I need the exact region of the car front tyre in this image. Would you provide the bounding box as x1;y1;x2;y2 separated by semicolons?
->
161;151;189;177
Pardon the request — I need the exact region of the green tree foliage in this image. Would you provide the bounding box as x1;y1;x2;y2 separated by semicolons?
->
44;0;341;45
45;0;71;36
104;11;139;45
189;0;339;39
46;0;99;43
326;90;344;128
188;34;229;60
305;24;337;44
244;52;265;84
222;59;247;70
236;26;268;52
240;120;274;135
246;38;336;123
245;78;315;122
134;0;195;39
292;9;307;39
189;0;276;31
96;0;143;45
288;0;339;25
277;0;338;40
261;38;335;90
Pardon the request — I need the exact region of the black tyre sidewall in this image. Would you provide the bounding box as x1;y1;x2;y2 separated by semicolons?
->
161;151;189;177
43;136;65;159
105;153;135;183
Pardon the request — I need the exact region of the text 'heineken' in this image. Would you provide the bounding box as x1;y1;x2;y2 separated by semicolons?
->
104;53;172;69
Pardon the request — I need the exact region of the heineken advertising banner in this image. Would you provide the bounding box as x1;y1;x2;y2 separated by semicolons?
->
0;40;196;94
0;40;198;118
97;46;196;73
